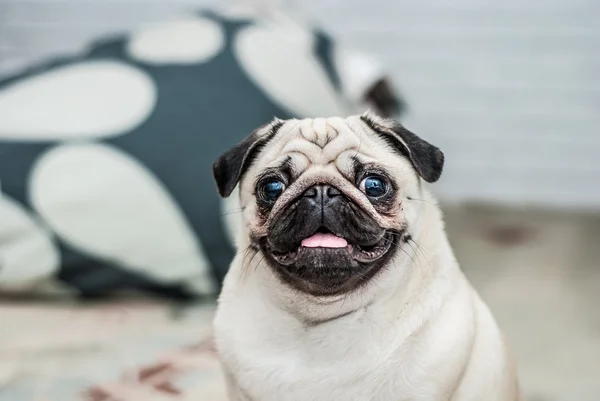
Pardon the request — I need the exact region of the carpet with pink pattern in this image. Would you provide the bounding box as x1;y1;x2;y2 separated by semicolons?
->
0;300;226;401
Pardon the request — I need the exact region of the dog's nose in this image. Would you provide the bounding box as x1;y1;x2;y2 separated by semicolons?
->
303;185;342;205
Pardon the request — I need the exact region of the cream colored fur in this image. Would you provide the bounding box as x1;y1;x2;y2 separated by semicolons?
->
214;114;521;401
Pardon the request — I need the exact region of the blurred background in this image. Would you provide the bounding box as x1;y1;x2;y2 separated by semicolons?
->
0;0;598;400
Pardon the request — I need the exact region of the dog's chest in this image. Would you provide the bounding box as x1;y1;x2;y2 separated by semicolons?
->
230;331;402;400
219;313;452;401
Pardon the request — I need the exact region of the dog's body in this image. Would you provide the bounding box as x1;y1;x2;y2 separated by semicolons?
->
213;113;521;401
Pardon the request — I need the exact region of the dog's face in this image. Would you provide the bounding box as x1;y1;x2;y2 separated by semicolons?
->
213;112;444;297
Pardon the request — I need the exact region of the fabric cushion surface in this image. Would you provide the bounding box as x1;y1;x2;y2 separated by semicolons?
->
0;8;394;299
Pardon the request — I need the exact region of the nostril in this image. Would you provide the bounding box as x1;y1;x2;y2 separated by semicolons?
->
326;186;342;197
303;187;318;198
303;185;341;199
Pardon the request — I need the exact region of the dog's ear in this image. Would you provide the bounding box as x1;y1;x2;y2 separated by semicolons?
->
213;119;284;198
387;123;445;183
360;113;444;183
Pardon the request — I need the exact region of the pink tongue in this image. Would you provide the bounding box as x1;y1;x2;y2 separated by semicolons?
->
301;233;348;248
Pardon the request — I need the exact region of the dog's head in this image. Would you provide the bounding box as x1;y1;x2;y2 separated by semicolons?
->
213;112;444;297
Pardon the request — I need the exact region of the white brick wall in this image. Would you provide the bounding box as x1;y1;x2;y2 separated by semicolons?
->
310;0;600;210
1;0;599;209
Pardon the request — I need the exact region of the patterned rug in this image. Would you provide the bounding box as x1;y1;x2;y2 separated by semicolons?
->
0;299;227;401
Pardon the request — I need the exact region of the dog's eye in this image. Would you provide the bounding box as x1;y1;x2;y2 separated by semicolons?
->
259;180;286;203
360;176;388;198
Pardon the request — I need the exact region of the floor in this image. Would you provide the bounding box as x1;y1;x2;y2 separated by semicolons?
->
1;204;599;401
444;204;600;401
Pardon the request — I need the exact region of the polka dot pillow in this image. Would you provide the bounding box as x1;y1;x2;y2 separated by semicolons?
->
0;9;402;299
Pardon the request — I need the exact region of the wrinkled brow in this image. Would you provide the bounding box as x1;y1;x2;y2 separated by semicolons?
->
255;156;294;184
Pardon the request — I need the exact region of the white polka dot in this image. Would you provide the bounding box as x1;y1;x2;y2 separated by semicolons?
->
234;22;347;117
29;143;215;294
0;195;60;292
334;47;385;107
127;17;224;65
0;61;156;141
216;4;261;20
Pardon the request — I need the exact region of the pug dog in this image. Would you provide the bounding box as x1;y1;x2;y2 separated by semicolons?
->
212;112;522;401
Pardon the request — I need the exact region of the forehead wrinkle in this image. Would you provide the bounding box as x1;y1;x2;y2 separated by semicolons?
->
335;150;363;176
282;139;325;164
343;117;403;162
269;151;310;180
286;151;310;175
278;119;302;135
280;125;363;167
326;116;362;139
248;116;397;187
320;133;361;164
261;119;303;153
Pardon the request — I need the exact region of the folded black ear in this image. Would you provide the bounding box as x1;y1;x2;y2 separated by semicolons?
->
360;113;444;183
213;119;284;198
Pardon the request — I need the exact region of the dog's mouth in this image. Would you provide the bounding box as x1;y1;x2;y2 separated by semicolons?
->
267;227;394;266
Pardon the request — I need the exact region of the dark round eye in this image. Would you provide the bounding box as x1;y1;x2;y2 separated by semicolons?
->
260;180;285;203
360;176;388;198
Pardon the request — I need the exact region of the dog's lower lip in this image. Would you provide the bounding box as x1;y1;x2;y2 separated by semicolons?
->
351;232;393;262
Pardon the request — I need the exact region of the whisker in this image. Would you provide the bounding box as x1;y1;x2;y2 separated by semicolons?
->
241;247;255;263
367;232;404;247
240;248;254;281
407;238;434;272
220;209;245;216
253;256;266;272
239;245;262;280
398;245;420;272
378;232;420;269
404;240;424;272
404;197;437;206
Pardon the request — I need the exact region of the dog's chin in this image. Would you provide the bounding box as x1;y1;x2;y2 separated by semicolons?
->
261;231;398;297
